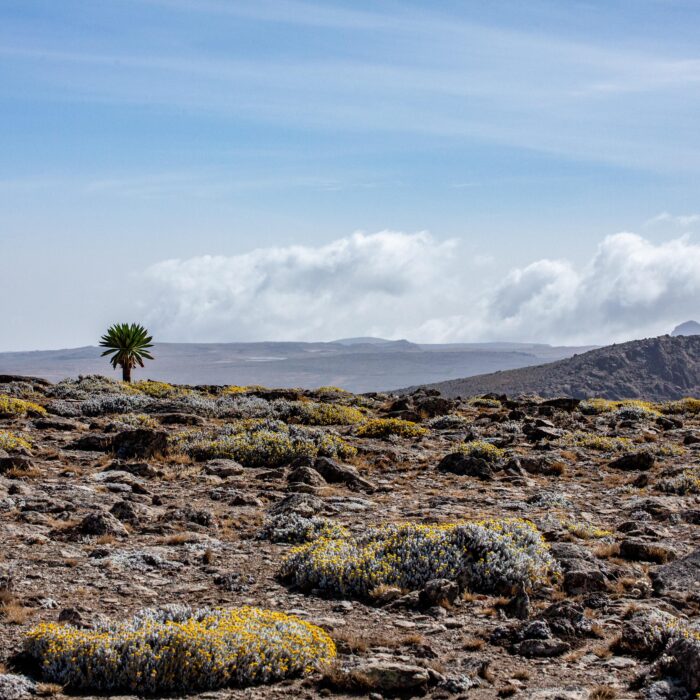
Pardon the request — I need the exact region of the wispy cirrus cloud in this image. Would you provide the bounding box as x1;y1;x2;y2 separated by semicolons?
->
645;212;700;228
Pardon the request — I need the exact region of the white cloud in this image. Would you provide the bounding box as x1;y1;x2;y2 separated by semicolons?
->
142;230;700;345
645;211;700;228
142;231;463;342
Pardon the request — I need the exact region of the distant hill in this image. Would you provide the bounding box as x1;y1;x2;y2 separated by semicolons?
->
0;340;592;393
408;335;700;401
671;320;700;336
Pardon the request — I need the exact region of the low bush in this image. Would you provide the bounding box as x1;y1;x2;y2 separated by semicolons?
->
171;420;356;467
356;418;428;439
48;375;135;400
133;380;185;398
278;401;365;426
259;514;350;544
661;397;700;415
562;432;632;452
580;398;660;416
111;413;159;430
0;430;32;452
467;397;502;409
80;393;153;417
427;414;471;430
657;468;700;495
281;518;557;600
455;440;505;463
0;396;46;417
25;605;336;693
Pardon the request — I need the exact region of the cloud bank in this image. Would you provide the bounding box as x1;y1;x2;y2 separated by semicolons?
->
143;230;700;345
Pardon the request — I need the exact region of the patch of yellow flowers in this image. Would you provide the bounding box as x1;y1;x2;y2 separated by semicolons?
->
356;418;428;439
0;430;32;452
282;518;557;599
0;396;46;417
132;380;187;398
25;606;335;693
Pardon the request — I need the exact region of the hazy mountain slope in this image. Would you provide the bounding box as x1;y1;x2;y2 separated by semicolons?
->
0;340;591;393
409;335;700;400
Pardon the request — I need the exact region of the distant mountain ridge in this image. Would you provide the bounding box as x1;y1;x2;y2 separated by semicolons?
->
0;339;592;393
408;335;700;401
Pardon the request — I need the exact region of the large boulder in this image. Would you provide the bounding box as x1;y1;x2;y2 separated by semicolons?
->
112;429;168;459
650;547;700;596
437;452;497;479
609;450;656;471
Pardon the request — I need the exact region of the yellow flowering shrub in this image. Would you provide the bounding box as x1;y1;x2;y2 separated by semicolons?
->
455;440;505;463
25;605;336;693
282;519;557;599
293;402;364;426
171;420;356;467
356;418;428;439
0;396;46;417
661;397;700;415
561;432;632;452
132;380;185;398
0;430;32;452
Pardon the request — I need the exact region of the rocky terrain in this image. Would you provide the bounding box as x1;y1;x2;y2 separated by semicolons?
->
413;335;700;402
1;375;699;699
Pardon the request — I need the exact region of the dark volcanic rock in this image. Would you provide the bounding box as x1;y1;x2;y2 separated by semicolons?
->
609;450;656;471
620;539;676;564
437;452;497;479
650;547;700;595
112;429;168;459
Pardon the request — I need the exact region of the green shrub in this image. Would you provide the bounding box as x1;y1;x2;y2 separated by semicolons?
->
561;432;632;452
288;402;364;426
26;605;336;693
133;380;185;398
0;396;46;417
356;418;428;439
281;518;557;600
172;420;356;467
455;440;505;463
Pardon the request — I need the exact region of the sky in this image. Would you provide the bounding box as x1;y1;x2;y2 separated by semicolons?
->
1;0;700;351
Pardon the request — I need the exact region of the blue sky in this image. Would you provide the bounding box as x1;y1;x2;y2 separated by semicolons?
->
1;0;700;350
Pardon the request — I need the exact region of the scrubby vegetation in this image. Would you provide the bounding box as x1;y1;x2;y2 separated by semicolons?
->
356;418;428;439
0;430;32;452
0;396;46;417
132;380;185;398
281;519;556;600
259;514;350;544
171;419;356;467
661;397;700;415
280;401;365;426
562;432;632;452
579;398;660;417
25;605;335;692
455;440;505;463
657;468;700;495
